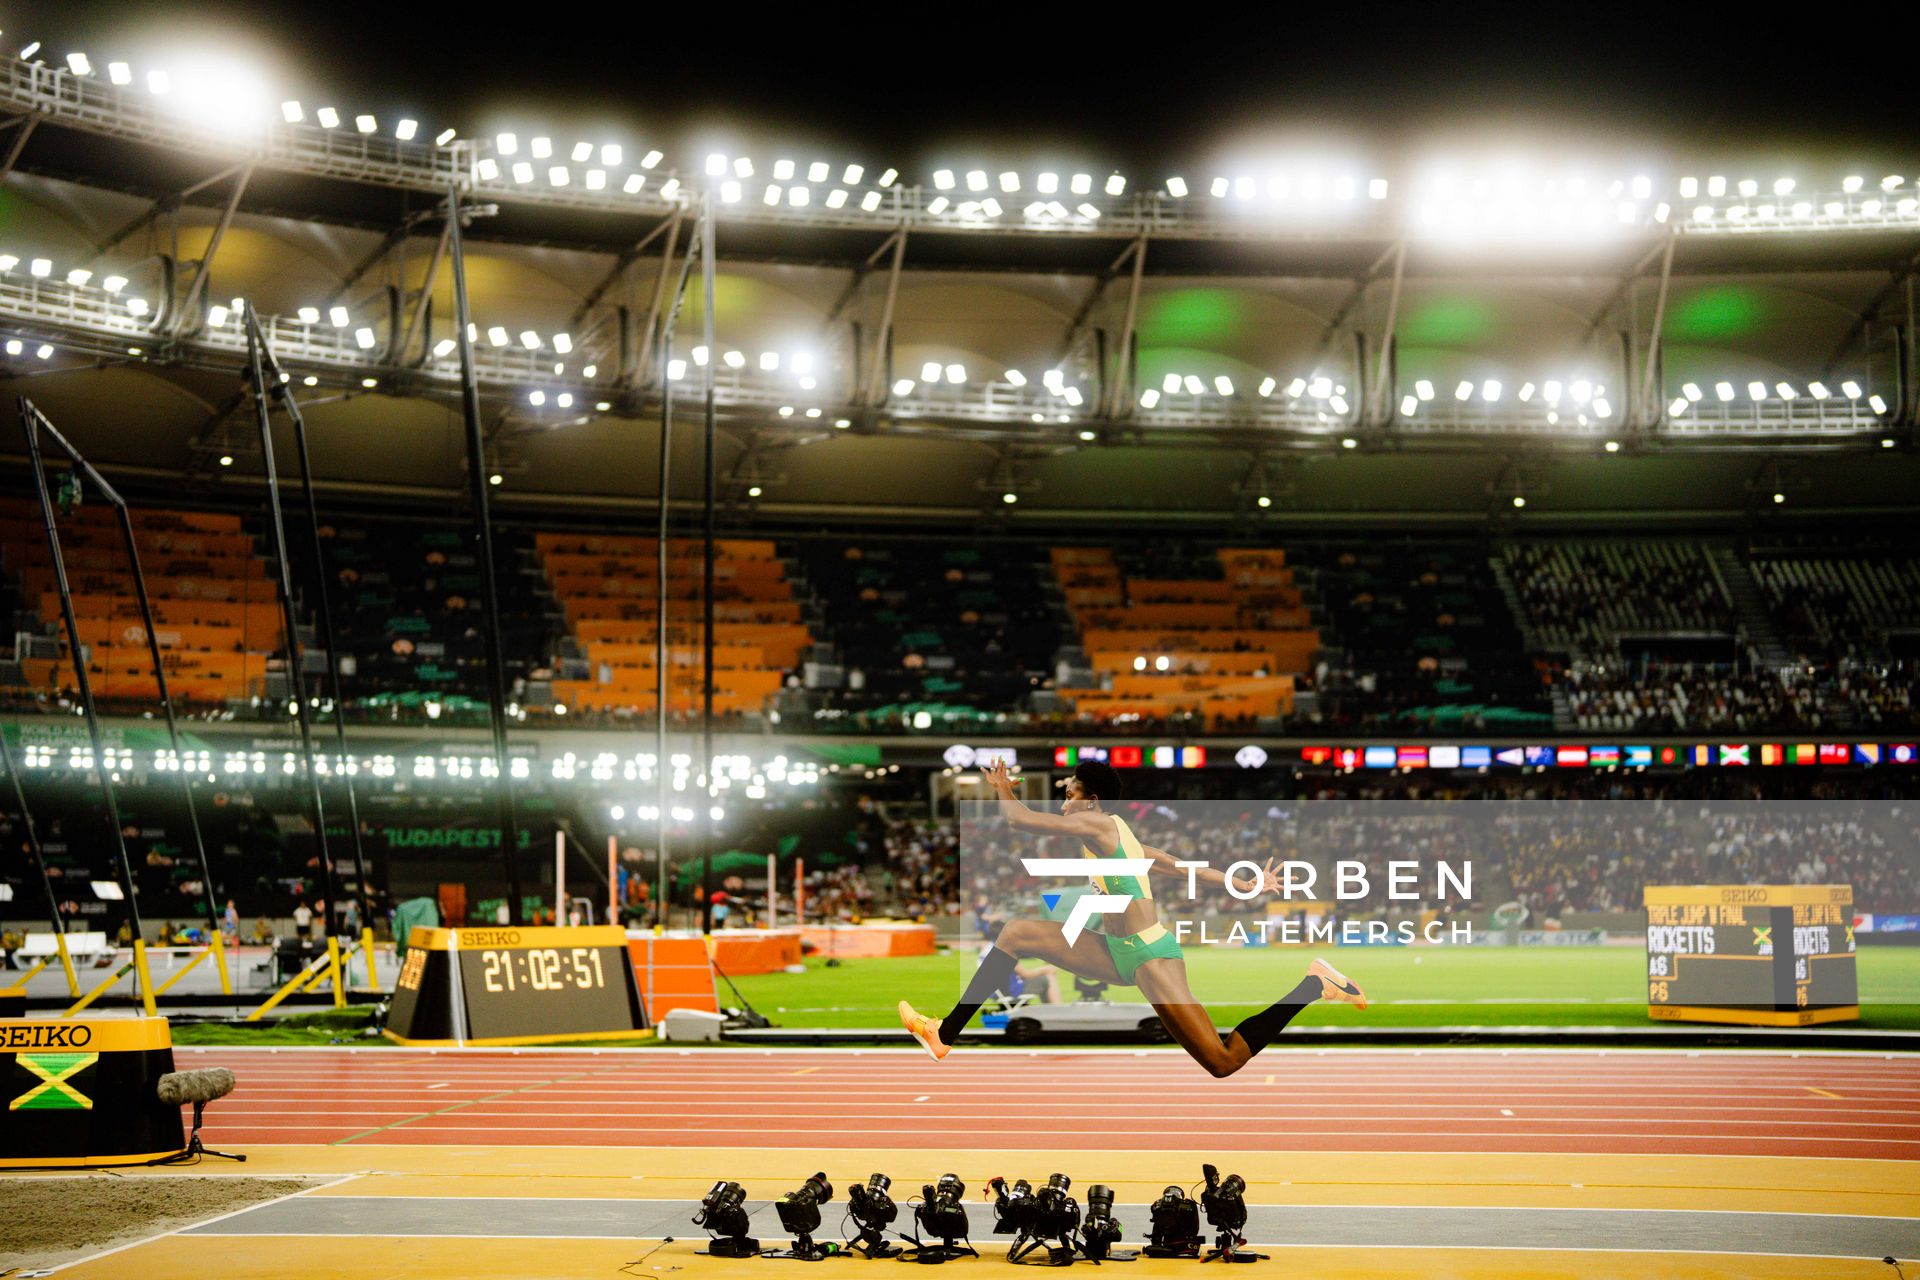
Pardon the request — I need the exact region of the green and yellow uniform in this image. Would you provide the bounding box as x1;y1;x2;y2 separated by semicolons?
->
1085;814;1183;983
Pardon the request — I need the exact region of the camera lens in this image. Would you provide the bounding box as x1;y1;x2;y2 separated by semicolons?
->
1047;1172;1071;1194
1088;1184;1114;1215
1220;1173;1246;1199
866;1173;891;1195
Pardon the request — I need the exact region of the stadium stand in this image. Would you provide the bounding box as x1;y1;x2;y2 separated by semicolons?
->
1053;544;1311;729
541;533;810;720
793;539;1062;725
1;497;280;705
1504;540;1736;655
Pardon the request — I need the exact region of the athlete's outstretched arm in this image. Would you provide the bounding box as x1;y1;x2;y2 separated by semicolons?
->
982;761;1108;838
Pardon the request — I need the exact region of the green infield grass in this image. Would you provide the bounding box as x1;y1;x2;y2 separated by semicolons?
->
732;943;1920;1031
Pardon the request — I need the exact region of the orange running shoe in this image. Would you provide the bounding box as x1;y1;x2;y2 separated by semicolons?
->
898;1000;952;1061
1309;958;1369;1011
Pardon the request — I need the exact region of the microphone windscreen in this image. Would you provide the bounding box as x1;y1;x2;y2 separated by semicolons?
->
157;1067;236;1106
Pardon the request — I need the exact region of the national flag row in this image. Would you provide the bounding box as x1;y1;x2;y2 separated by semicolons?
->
1294;743;1918;769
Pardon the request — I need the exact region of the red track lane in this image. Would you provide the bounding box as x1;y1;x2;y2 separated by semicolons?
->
175;1047;1920;1158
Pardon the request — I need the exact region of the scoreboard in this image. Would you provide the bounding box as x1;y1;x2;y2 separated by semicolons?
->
385;925;648;1046
1643;885;1857;1027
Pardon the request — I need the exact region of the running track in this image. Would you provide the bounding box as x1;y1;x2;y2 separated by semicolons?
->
178;1047;1920;1159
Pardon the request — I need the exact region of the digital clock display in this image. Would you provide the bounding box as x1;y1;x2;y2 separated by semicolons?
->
387;925;647;1045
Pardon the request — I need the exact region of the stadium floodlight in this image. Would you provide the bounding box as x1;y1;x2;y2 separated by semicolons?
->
1869;394;1888;413
1748;380;1768;401
281;100;304;123
511;162;533;183
4;339;19;354
807;161;828;183
1210;177;1229;198
548;166;569;186
557;393;573;408
843;164;863;184
980;198;1002;217
497;132;520;155
103;276;127;293
999;171;1020;193
1044;369;1067;394
1883;174;1905;190
147;69;170;94
529;390;546;406
1071;173;1092;195
1166;176;1188;197
395;119;418;141
933;169;955;190
920;360;942;383
1258;376;1276;397
1808;381;1829;400
1077;203;1102;219
586;170;605;190
355;114;376;134
1062;386;1084;406
704;153;727;176
1400;394;1417;416
1037;172;1060;194
1512;496;1526;509
666;358;687;380
1139;389;1160;409
892;378;915;397
1774;177;1795;195
1707;175;1727;197
552;333;572;354
125;297;149;316
1571;379;1593;404
719;350;746;369
1308;376;1332;398
208;305;230;328
1003;369;1027;387
927;196;950;214
1682;382;1702;402
354;327;375;350
1078;429;1097;441
1594;398;1612;418
1883;437;1897;448
476;158;500;180
1737;178;1757;198
789;186;810;207
720;180;742;202
1106;173;1126;196
431;128;454;146
1776;382;1796;400
1329;393;1349;414
1606;438;1622;452
861;190;883;211
1184;375;1205;395
1517;381;1535;402
433;338;455;357
624;174;645;193
531;136;553;159
1454;380;1473;401
1213;376;1234;396
18;42;42;60
67;51;93;76
1414;379;1434;401
1481;380;1502;402
773;158;795;180
66;268;92;286
1341;436;1357;449
946;364;966;384
108;61;132;85
1002;492;1018;504
29;257;51;278
569;140;592;163
315;106;340;129
520;330;541;350
1841;174;1864;192
1773;491;1785;504
487;326;509;347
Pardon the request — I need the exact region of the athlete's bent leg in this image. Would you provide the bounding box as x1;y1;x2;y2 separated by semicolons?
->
1137;955;1367;1078
903;920;1125;1060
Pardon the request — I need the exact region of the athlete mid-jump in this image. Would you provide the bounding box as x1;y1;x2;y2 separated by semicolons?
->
899;760;1368;1076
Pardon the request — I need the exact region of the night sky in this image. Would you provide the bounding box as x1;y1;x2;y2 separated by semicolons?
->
8;1;1909;179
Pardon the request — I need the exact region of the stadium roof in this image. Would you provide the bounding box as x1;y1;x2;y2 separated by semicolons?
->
0;10;1914;523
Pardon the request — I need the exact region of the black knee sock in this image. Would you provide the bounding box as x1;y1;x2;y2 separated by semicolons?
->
939;946;1017;1044
1228;974;1321;1058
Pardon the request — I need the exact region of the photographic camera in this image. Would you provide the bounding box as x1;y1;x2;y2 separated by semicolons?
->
1145;1184;1201;1257
693;1179;758;1257
1030;1173;1081;1241
845;1173;901;1258
1078;1183;1130;1262
1199;1163;1264;1263
916;1174;969;1239
987;1177;1035;1234
766;1172;836;1261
